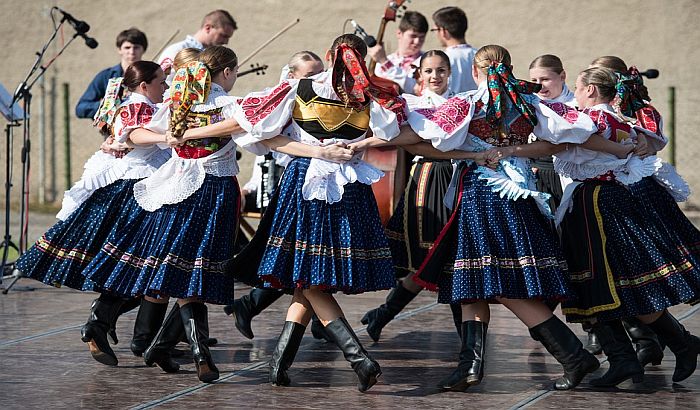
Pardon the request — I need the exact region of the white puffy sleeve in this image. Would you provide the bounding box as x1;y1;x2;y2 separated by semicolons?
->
406;95;476;151
368;100;403;141
113;102;157;143
532;100;597;145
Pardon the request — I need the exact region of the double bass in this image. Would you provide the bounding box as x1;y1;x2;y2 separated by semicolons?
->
364;0;412;225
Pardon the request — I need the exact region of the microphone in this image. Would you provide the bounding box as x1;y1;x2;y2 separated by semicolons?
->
350;20;377;47
639;69;659;79
75;32;99;49
54;7;90;34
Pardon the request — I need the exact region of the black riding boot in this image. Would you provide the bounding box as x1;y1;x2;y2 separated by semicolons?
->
360;284;418;342
438;321;487;391
449;303;463;338
130;299;168;356
269;321;306;386
180;302;219;383
622;317;664;367
529;316;600;390
144;304;184;373
310;315;332;342
646;310;700;382
590;320;644;387
108;297;141;344
325;317;382;392
81;294;124;366
224;288;283;339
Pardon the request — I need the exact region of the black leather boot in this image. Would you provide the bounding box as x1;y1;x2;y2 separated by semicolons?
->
269;321;306;386
360;284;418;342
144;304;183;373
590;320;644;387
449;303;463;338
310;315;332;342
622;317;664;367
529;316;600;390
224;288;283;339
108;297;141;345
180;302;219;383
130;299;168;356
81;294;124;366
585;330;603;355
646;310;700;382
438;321;487;391
325;317;382;392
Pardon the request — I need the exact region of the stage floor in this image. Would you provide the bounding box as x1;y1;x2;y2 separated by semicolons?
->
1;279;698;409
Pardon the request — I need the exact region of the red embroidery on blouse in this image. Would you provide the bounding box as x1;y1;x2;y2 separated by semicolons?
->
584;108;632;143
415;97;471;134
118;103;154;128
241;81;293;126
542;101;581;124
636;105;662;136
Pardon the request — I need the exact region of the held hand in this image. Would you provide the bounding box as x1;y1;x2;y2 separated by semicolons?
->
633;134;652;158
100;137;114;153
108;140;130;151
165;131;184;148
319;142;354;163
347;139;369;153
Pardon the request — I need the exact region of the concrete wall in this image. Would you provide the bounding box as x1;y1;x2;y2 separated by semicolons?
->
1;0;698;209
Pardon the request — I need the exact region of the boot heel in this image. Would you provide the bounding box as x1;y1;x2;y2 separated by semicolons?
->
223;304;234;316
360;313;369;325
651;359;662;366
632;373;644;383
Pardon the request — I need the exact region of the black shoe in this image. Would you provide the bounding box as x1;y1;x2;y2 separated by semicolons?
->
438;320;487;391
310;315;332;343
360;284;418;342
622;317;664;367
130;299;168;356
325;317;382;392
144;304;183;373
225;288;283;339
181;302;219;383
585;330;603;355
269;321;306;386
590;320;644;387
529;316;600;390
81;294;123;366
108;297;141;345
647;310;700;382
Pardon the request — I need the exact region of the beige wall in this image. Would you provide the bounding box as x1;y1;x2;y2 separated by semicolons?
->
1;0;698;209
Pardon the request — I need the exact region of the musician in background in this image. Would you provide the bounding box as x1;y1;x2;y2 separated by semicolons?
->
431;6;478;93
75;28;148;119
367;11;428;94
157;9;237;76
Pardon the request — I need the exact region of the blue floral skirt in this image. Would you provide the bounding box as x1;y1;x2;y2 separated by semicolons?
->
415;163;571;304
385;159;453;279
15;179;139;291
82;175;240;305
255;158;395;294
561;179;700;323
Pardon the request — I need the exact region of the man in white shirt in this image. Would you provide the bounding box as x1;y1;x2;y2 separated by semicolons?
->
431;6;477;93
367;11;429;95
157;9;237;75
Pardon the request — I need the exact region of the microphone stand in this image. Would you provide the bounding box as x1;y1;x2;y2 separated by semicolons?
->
2;17;83;293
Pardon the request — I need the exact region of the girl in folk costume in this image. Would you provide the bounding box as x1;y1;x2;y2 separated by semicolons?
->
15;61;169;366
229;34;407;392
83;46;245;383
556;66;700;387
362;50;472;342
404;45;603;391
224;51;333;342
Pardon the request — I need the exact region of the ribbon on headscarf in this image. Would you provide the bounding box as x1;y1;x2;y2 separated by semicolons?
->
485;62;541;128
613;66;648;120
170;61;211;138
331;43;407;124
92;77;126;137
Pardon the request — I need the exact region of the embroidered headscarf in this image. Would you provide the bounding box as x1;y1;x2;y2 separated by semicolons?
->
169;61;211;139
331;43;407;124
93;77;126;137
485;62;541;127
613;66;649;120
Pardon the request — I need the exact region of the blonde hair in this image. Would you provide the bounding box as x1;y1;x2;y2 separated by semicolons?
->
578;67;617;102
529;54;564;74
198;45;238;77
473;44;511;75
287;50;322;76
173;48;201;72
590;56;627;74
